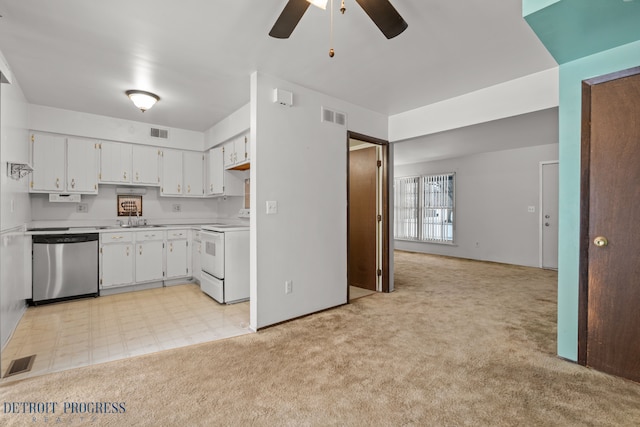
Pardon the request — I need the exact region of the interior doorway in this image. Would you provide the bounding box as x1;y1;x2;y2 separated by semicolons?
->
347;132;389;297
540;161;558;269
578;66;640;382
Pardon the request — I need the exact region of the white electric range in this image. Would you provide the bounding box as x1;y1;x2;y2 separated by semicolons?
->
199;224;249;304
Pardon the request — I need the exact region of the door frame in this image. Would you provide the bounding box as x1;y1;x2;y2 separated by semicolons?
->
577;65;640;365
347;131;390;294
539;160;558;269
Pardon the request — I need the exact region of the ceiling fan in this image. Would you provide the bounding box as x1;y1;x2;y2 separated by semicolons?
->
269;0;408;40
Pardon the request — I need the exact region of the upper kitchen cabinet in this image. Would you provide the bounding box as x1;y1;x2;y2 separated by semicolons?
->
100;141;132;184
206;146;244;197
66;137;99;194
160;149;183;196
30;133;98;194
206;146;224;196
30;133;66;192
160;149;204;197
132;145;160;186
223;132;250;170
183;151;204;197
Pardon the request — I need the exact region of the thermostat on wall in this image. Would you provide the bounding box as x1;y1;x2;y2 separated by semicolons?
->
273;88;293;107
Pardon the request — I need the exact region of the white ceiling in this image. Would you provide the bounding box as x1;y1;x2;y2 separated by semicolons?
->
0;1;556;132
394;107;559;165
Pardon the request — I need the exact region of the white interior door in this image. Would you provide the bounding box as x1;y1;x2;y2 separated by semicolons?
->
541;161;559;269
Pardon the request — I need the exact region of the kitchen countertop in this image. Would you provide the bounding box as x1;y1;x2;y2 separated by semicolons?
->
26;221;248;235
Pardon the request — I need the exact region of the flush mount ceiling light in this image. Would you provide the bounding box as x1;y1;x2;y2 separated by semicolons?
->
125;90;160;112
307;0;328;8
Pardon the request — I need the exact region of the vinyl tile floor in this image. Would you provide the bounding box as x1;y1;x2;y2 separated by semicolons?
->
0;284;250;383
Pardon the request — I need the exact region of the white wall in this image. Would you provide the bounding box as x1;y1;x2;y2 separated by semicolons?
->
204;103;250;150
389;67;559;143
250;72;387;330
395;143;558;267
0;58;31;349
29;105;204;151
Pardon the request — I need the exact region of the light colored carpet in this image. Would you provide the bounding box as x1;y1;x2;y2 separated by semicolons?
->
1;251;639;426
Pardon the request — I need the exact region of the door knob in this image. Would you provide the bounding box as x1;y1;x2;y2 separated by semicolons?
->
545;222;550;226
594;236;608;247
545;215;550;219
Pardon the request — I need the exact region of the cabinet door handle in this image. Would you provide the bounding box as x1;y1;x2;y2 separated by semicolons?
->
210;184;213;191
70;178;76;189
187;185;191;193
126;247;130;256
111;236;123;240
177;184;181;193
124;171;127;180
139;245;143;255
55;178;60;188
136;172;139;181
170;242;173;252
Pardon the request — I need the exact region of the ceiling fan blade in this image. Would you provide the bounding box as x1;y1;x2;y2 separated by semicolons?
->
354;0;408;39
269;0;311;39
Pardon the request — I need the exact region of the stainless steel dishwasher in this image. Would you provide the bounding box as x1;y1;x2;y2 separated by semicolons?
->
32;233;99;304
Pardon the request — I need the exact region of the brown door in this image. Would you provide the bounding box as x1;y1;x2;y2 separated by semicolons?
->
348;145;378;291
579;66;640;382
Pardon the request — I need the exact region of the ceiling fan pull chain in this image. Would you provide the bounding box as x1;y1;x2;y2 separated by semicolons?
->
329;0;335;57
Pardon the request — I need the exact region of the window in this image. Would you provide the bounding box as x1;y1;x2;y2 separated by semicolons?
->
394;173;455;243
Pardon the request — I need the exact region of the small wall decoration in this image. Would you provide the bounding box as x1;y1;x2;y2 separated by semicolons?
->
117;195;142;217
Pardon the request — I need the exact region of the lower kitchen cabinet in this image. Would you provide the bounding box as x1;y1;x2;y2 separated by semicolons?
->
101;243;134;288
135;230;164;283
100;228;193;291
166;229;189;279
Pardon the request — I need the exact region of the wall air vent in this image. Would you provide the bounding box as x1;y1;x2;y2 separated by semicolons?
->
321;106;347;127
150;127;169;139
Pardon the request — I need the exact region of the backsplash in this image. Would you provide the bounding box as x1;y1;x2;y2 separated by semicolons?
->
30;186;244;222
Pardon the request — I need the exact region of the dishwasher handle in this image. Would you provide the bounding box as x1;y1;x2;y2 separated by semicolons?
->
33;233;99;244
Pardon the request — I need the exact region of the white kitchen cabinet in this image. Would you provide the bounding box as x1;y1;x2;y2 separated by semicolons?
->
183;151;204;197
66;137;99;194
206;146;224;196
132;145;160;185
30;133;66;192
100;141;132;184
223;132;250;170
166;229;189;279
100;232;134;288
206;146;244;196
160;149;184;196
135;230;164;283
30;133;98;194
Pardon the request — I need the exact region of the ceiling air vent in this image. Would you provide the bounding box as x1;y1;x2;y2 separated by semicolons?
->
150;127;169;139
321;106;347;127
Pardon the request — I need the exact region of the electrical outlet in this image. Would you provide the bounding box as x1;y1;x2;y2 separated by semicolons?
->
172;203;181;212
285;280;293;294
76;203;88;213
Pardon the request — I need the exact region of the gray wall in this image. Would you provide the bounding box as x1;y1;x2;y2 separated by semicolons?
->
394;143;558;267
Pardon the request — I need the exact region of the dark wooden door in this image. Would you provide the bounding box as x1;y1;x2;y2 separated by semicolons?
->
348;146;377;291
579;67;640;382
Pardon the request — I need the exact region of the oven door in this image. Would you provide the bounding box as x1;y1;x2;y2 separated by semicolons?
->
201;230;224;279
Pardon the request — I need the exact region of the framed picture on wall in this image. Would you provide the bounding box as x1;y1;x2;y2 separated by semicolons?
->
117;195;142;217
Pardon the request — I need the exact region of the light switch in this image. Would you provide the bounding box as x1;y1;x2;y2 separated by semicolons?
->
266;200;278;215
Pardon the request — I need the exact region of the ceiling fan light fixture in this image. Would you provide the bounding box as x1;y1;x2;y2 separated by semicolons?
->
125;90;160;112
306;0;328;9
